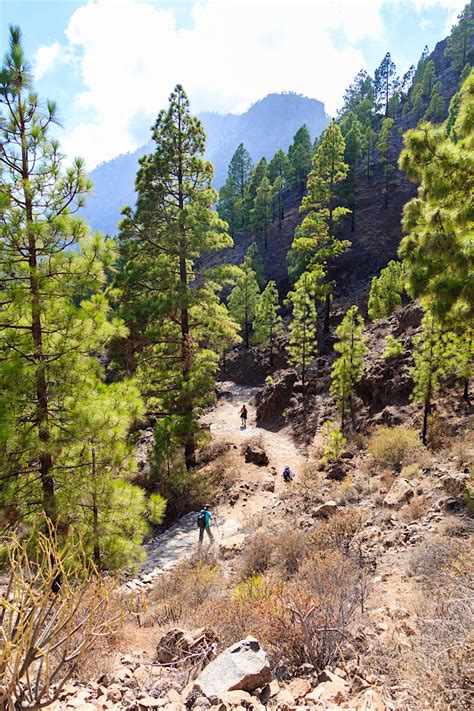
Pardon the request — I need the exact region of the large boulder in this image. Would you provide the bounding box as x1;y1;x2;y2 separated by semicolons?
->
255;370;297;425
383;479;414;508
193;636;271;699
244;444;269;466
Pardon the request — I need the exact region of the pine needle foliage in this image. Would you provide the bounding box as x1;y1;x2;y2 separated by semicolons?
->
330;306;368;429
254;280;283;366
398;69;474;324
368;260;406;321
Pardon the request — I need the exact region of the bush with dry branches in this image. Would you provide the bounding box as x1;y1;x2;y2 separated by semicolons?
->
0;529;122;710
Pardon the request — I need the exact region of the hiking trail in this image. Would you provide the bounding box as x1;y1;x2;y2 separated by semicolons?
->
125;381;306;590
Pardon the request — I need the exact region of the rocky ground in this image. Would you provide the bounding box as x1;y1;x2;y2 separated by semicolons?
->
53;362;473;711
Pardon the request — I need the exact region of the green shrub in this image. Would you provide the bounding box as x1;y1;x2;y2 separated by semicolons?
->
382;335;404;361
321;420;347;464
400;463;421;479
368;426;423;471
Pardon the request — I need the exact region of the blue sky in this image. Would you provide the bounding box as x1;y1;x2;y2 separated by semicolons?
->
0;1;466;168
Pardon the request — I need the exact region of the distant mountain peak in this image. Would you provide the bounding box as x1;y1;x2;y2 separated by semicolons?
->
82;91;329;235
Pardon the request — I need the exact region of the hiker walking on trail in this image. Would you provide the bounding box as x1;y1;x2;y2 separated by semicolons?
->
282;465;294;483
197;505;214;545
239;404;248;428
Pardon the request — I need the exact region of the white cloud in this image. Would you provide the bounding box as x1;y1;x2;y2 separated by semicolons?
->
34;42;63;80
34;0;460;168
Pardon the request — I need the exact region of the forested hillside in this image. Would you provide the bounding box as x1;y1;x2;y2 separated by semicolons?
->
0;4;472;711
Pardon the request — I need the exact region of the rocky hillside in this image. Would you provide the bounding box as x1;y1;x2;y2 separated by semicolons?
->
206;29;471;312
81;93;328;235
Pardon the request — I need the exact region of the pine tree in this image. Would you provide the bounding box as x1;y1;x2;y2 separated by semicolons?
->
330;306;368;428
217;143;252;235
368;261;405;321
423;81;446;122
254;281;283;366
291;120;350;331
411;308;447;444
286;268;323;418
245;242;265;287
377;117;395;208
288;124;313;197
66;382;165;570
445;3;473;71
268;149;290;228
241;158;266;228
118;85;237;470
382;335;404;361
374;52;398;116
399;69;474;323
251;176;273;249
0;27;125;531
228;257;260;348
340;112;362;231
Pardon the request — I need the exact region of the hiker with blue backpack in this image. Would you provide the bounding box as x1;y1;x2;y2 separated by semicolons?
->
197;505;215;544
282;465;294;483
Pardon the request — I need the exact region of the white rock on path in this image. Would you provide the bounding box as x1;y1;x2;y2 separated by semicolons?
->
193;636;271;699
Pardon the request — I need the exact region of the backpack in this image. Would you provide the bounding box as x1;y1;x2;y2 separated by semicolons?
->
197;510;207;528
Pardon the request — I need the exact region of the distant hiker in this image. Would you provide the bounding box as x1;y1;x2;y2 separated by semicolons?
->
197;505;214;545
240;405;248;428
282;465;294;483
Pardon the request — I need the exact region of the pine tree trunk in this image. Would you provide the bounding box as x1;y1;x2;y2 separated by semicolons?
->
422;398;430;445
178;139;196;470
323;292;331;333
91;449;101;569
351;206;355;232
245;319;250;348
21;103;57;527
264;223;267;251
384;173;389;209
463;377;469;401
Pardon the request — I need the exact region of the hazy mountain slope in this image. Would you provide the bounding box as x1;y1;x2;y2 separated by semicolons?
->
82;92;328;235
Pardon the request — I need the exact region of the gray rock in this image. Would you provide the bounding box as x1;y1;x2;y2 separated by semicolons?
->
313;501;338;517
383;479;414;508
193;637;271;699
244;445;269;467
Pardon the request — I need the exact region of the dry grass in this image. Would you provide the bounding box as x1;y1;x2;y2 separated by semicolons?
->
368;426;424;472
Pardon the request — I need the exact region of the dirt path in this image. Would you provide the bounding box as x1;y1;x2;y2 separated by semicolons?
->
125;382;305;590
204;381;306;484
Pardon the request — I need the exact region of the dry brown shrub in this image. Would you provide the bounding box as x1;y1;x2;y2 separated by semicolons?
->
427;414;457;451
452;438;473;468
238;529;275;579
271;525;308;577
308;508;367;555
294;461;325;505
368;426;424;471
198;439;232;465
195;553;366;672
401;495;430;521
240;433;264;455
379;469;396;492
145;554;221;629
371;537;474;710
439;514;474;539
204;451;239;492
0;530;122;710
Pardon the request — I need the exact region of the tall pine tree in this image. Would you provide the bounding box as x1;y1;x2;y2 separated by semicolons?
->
0;26;125;532
291;120;350;331
330;306;368;429
118;85;238;469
